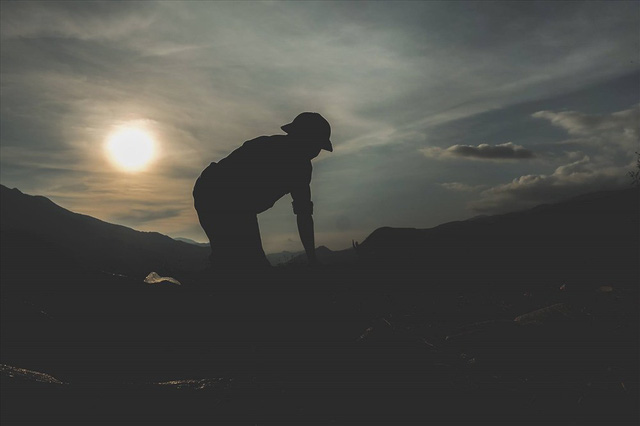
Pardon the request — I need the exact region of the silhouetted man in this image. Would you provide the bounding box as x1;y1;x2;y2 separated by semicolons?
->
193;112;333;269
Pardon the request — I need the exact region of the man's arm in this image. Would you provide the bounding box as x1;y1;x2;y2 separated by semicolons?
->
296;213;317;265
291;183;317;266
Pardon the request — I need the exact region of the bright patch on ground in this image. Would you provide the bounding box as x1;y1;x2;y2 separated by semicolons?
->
106;127;155;171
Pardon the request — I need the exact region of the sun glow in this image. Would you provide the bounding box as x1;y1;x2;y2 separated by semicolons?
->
106;127;155;171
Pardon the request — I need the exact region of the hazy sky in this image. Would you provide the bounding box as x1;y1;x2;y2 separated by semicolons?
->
1;1;638;253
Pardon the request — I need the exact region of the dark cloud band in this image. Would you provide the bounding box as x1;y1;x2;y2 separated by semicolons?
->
422;142;535;160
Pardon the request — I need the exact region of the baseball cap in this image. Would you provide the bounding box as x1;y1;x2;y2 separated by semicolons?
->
281;112;333;152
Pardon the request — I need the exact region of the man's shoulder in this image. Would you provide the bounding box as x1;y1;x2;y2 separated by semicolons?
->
243;134;286;145
236;135;285;155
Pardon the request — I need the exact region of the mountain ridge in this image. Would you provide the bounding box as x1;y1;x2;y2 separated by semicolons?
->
352;187;638;285
2;184;637;282
1;185;210;277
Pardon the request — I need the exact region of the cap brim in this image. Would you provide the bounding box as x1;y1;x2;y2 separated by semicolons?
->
321;140;333;152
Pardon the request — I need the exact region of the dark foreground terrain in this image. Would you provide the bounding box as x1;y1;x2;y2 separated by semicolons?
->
1;187;638;424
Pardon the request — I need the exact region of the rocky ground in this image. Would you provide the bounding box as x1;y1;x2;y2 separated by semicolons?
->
1;263;638;424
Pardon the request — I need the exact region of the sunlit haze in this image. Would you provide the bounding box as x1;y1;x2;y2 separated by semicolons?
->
106;127;155;172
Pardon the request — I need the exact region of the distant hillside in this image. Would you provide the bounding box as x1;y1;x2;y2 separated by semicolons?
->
173;238;304;266
285;245;357;266
266;250;304;266
353;188;639;285
1;185;210;277
173;237;209;247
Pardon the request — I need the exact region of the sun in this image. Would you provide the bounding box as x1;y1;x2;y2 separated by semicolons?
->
106;127;155;171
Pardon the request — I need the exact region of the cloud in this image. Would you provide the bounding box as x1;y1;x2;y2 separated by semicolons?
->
532;104;639;152
422;142;535;160
470;156;630;213
440;182;486;192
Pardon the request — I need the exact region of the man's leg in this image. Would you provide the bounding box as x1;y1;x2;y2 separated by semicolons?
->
236;212;271;269
195;206;221;267
223;212;270;269
196;208;269;270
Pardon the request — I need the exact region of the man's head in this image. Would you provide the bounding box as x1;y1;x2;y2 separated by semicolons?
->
281;112;333;153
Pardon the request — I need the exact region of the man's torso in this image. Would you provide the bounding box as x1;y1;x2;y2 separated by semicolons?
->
194;135;312;213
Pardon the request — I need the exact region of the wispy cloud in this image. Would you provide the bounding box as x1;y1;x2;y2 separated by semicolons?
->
0;2;156;42
533;104;639;152
440;182;486;192
112;208;183;225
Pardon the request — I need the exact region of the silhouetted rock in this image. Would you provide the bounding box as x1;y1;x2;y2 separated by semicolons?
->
1;364;66;385
143;272;182;286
